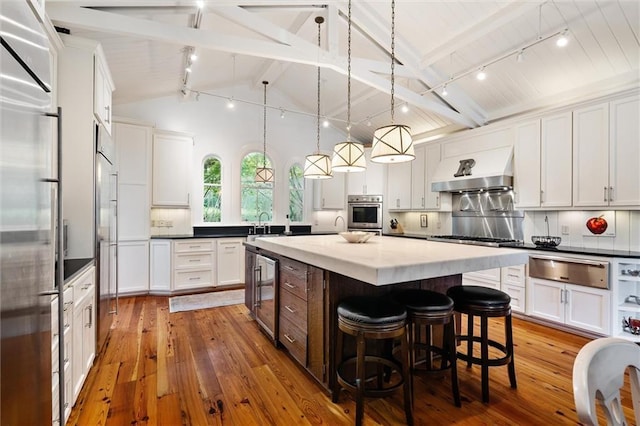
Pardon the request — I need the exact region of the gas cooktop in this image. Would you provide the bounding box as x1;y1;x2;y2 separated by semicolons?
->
426;235;524;248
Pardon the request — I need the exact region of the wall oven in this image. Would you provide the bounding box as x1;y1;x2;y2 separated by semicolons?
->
347;195;383;231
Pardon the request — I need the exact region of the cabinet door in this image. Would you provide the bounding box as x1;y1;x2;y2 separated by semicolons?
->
71;297;84;401
514;120;541;208
502;284;525;314
387;161;412;210
217;239;245;285
573;103;609;207
346;149;385;195
82;294;96;379
150;240;171;292
93;57;112;134
152;131;193;207
541;112;572;207
609;96;640;206
527;278;564;324
565;284;610;335
313;173;345;210
424;144;447;210
118;241;150;294
410;145;426;209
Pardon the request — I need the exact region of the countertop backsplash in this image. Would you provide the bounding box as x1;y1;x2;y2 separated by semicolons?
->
150;208;192;236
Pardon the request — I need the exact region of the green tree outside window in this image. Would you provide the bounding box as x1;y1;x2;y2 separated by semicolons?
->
241;152;273;222
203;156;222;222
288;164;304;222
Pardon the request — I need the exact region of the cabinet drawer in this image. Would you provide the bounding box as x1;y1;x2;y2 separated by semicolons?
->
174;252;214;269
280;289;308;325
174;240;214;253
174;269;213;288
502;265;526;287
280;258;308;301
279;316;307;365
73;281;94;305
466;268;501;282
502;284;525;314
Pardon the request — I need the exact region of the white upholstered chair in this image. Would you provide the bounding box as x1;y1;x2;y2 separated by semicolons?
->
573;337;640;425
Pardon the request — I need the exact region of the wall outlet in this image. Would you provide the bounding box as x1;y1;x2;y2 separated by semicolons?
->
561;225;570;235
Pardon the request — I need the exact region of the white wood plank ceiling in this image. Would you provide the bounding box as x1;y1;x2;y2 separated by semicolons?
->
46;1;639;144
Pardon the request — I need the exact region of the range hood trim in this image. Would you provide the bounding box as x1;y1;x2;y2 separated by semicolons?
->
431;146;514;192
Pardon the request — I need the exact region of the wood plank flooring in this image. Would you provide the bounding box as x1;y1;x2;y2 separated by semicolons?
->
67;295;634;425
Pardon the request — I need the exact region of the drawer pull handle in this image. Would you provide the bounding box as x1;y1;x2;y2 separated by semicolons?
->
507;274;519;278
284;282;295;289
189;245;201;249
284;265;295;271
81;284;91;290
284;334;296;344
188;259;200;262
285;305;296;314
189;277;199;281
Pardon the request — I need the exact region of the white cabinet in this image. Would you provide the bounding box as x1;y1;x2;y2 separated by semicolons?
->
150;240;172;293
410;145;427;210
118;241;150;294
346;149;385;195
216;238;246;286
313;173;346;210
611;258;640;341
573;96;640;207
172;239;216;291
501;264;526;314
527;277;610;335
462;268;501;290
424;144;450;210
68;266;96;404
93;50;114;135
387;161;412;210
513;112;572;208
152;130;193;207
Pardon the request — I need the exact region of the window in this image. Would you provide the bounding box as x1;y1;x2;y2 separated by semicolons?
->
288;163;304;222
241;152;273;221
203;156;222;222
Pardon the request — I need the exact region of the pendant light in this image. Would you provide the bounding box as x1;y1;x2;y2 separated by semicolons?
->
255;81;274;183
331;0;366;173
304;16;333;179
370;0;414;164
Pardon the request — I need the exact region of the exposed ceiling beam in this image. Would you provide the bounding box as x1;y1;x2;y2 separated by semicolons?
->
46;4;477;127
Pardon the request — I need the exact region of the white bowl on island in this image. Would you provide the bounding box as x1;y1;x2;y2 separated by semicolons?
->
339;231;373;243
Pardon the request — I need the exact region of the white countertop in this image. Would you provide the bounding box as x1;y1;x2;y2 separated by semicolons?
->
248;234;529;286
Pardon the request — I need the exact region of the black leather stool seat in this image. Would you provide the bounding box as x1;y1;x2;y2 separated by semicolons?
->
447;285;510;312
446;285;516;404
392;289;454;313
337;296;406;325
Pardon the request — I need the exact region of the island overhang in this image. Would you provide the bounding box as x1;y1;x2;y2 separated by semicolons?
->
247;235;528;286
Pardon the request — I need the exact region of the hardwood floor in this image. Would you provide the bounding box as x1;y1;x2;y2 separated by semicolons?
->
67;295;634;425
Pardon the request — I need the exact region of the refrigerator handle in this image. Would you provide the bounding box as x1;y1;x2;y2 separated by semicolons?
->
109;171;119;315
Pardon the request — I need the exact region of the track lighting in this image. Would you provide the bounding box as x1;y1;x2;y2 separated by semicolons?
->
280;109;285;119
190;52;198;61
196;1;204;9
185;66;192;73
323;119;329;128
516;50;524;63
476;68;486;81
442;85;448;97
401;104;409;114
556;30;569;47
226;98;235;109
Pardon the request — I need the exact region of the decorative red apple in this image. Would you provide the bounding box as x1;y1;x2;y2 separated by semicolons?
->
586;215;608;234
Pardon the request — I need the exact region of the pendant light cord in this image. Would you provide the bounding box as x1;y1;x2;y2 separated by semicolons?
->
390;0;396;124
346;0;352;141
316;18;322;153
262;81;268;168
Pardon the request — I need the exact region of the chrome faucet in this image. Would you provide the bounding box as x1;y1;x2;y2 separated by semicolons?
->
258;211;270;233
334;215;345;231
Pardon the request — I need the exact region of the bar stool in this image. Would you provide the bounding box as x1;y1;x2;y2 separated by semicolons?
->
332;295;413;426
392;289;461;407
446;285;516;403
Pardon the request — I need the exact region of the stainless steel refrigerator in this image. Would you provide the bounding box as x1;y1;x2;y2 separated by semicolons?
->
95;122;118;353
1;0;56;424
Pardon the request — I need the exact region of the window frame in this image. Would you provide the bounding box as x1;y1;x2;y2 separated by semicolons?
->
240;151;274;222
202;155;222;223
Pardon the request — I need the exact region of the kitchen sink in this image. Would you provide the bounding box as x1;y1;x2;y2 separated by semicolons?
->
246;233;282;242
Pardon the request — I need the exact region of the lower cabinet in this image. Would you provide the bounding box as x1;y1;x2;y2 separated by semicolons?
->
501;264;526;314
278;257;326;386
462;268;501;289
172;239;216;291
150;239;171;293
527;277;611;335
118;240;150;294
216;238;245;286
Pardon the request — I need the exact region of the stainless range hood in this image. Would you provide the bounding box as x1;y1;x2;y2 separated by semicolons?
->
431;146;513;192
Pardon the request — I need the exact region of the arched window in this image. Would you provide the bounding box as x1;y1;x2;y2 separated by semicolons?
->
288;163;304;222
203;156;222;222
241;152;273;222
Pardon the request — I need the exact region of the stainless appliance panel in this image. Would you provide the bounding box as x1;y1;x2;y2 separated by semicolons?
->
1;1;54;422
451;191;523;241
347;194;383;230
529;255;609;289
255;254;277;339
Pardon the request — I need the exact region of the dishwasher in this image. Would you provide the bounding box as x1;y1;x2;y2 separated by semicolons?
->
528;254;610;335
255;254;278;340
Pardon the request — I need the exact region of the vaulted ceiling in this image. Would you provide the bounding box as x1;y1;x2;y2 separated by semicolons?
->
46;1;639;144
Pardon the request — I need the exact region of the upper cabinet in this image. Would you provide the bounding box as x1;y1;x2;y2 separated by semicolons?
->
313;173;346;210
573;96;640;207
346;149;385;196
513;112;572;209
424;144;450;210
152;130;193;207
93;49;114;135
387;161;412;210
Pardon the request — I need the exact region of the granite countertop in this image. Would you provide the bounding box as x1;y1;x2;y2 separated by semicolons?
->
62;258;94;283
384;233;640;259
248;234;528;286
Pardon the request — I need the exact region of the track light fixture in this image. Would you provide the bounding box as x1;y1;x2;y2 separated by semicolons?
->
556;29;569;47
476;67;487;81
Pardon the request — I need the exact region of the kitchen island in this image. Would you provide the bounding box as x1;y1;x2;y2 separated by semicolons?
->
244;234;528;394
